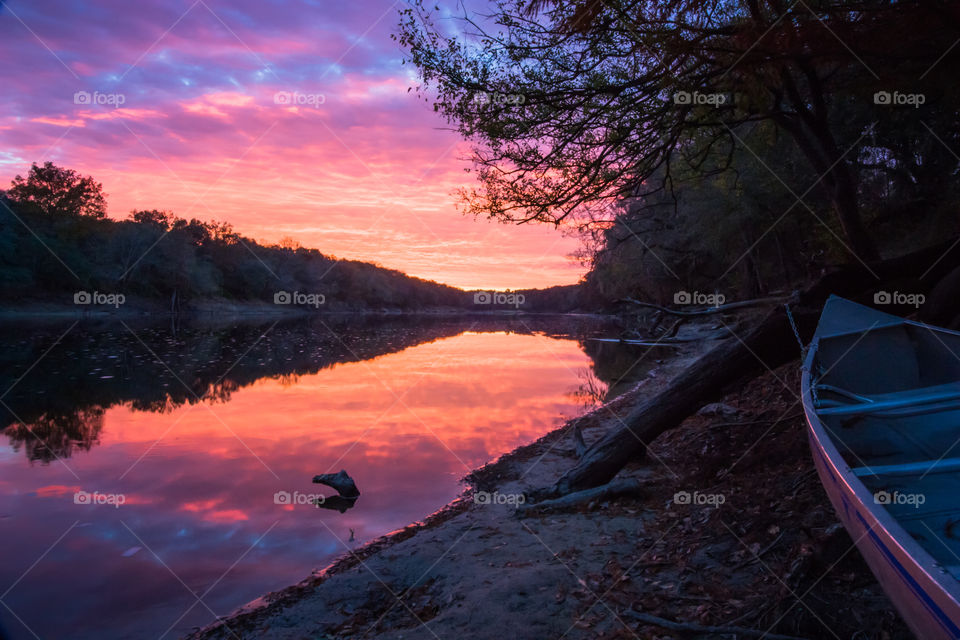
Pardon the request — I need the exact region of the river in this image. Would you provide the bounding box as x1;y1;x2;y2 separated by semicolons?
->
0;313;670;639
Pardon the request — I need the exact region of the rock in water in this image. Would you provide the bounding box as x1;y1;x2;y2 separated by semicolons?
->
312;469;360;498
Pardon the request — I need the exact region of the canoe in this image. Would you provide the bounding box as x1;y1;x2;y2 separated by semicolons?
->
803;295;960;639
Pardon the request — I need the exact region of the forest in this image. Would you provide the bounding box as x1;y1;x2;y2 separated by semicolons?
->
0;162;471;311
0;162;596;313
400;0;960;308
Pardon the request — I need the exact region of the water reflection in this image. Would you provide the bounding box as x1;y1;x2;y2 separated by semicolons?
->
0;314;671;639
4;407;104;463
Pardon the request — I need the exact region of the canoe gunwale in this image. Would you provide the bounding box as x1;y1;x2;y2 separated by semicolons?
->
803;334;960;638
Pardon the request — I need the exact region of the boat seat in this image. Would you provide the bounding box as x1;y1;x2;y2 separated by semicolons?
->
852;456;960;477
815;381;960;417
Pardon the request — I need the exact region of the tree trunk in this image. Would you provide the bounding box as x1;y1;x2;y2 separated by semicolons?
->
771;102;879;263
829;160;879;263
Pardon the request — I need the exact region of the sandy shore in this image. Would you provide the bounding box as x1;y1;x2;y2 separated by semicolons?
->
186;344;911;640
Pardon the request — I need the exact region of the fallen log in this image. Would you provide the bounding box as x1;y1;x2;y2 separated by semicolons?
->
590;338;683;347
550;303;810;495
572;423;587;458
621;295;792;316
516;478;643;517
624;610;811;640
546;238;960;497
591;330;731;344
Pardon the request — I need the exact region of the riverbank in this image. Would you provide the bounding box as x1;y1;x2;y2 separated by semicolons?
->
187;347;910;639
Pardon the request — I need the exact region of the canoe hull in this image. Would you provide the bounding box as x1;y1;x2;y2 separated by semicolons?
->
804;356;960;639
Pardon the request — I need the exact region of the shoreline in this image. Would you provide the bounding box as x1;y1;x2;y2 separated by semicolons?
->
184;345;703;639
0;299;612;321
186;338;912;640
191;383;650;632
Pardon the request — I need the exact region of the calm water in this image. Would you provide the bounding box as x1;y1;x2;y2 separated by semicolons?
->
0;314;665;639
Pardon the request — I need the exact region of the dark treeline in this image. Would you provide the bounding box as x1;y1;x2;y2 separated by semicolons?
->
578;116;960;305
0;162;468;311
0;162;596;313
401;1;960;308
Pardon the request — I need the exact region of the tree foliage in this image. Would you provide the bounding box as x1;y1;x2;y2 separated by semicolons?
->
0;163;468;310
398;0;960;265
6;161;107;219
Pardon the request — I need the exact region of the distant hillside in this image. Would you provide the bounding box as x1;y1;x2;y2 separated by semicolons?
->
442;284;600;314
0;162;588;314
0;198;468;311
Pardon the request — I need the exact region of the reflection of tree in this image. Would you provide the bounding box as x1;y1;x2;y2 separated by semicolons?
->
581;339;676;399
0;314;625;462
569;368;608;409
4;407;104;463
129;395;181;414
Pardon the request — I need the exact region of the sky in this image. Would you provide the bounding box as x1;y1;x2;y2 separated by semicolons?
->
0;0;585;290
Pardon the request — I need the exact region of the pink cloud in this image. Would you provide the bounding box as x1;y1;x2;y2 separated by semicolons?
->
0;0;586;289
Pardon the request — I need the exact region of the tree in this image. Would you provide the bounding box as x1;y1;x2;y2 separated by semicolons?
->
129;209;172;230
6;161;107;218
398;0;960;263
580;119;830;303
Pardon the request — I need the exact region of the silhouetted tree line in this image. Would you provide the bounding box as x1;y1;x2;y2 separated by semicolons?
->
400;0;960;307
0;162;471;311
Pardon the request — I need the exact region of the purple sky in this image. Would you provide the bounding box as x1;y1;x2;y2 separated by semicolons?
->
0;0;584;289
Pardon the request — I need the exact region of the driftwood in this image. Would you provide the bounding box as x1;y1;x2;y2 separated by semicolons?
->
624;610;811;640
621;295;792;316
517;478;644;517
550;304;809;495
572;423;587;458
591;338;683;347
546;238;960;497
592;329;731;345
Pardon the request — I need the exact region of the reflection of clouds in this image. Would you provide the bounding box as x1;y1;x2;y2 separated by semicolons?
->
203;509;249;523
4;407;105;463
0;331;594;639
34;484;80;498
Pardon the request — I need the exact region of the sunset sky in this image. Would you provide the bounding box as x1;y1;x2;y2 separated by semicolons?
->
0;0;584;290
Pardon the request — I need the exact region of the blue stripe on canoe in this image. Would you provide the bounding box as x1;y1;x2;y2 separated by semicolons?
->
854;510;960;638
809;429;960;637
